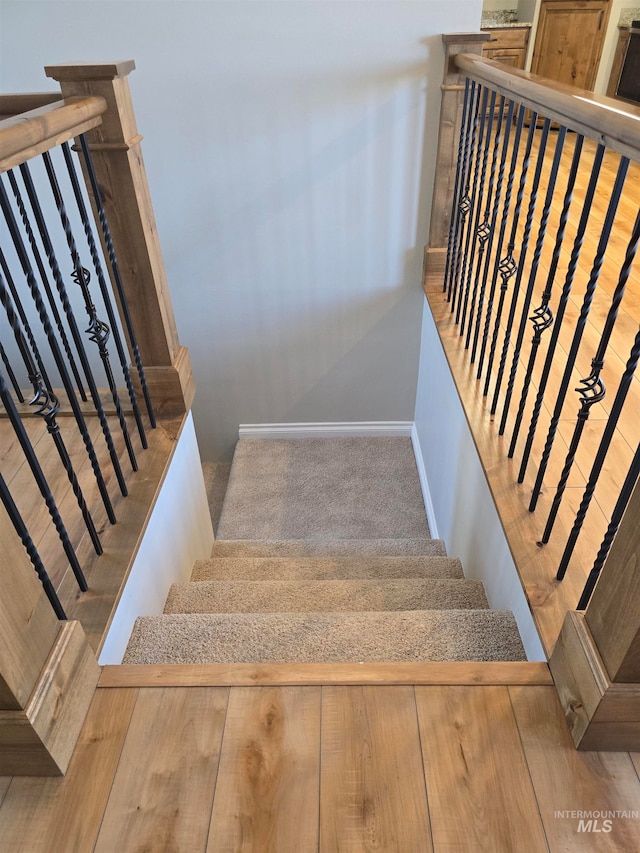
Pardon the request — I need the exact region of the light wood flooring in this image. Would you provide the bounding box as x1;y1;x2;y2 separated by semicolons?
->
0;666;639;852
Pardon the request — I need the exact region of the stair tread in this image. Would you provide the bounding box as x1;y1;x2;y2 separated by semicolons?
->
124;609;526;664
210;538;447;558
192;555;464;581
165;577;489;614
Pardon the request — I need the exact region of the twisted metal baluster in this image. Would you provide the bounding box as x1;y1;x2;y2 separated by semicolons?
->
484;105;534;399
444;78;473;299
0;174;116;524
476;99;519;382
578;442;640;609
0;268;102;557
557;328;640;580
541;205;640;544
7;169;87;402
529;153;627;511
61;142;147;449
450;82;480;311
499;121;563;436
464;90;498;345
79;135;156;427
508;131;583;459
470;95;507;363
0;338;24;401
0;368;88;592
491;114;546;416
0;470;66;619
518;141;603;485
459;87;490;338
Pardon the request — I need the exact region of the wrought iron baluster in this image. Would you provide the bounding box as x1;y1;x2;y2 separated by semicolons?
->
457;86;490;332
476;99;519;382
444;78;473;300
578;442;640;609
470;95;507;363
39;151;135;484
0;267;102;556
541;204;640;543
557;328;640;580
518;141;603;486
0;368;88;592
0;338;24;402
7;169;87;402
464;90;498;346
0;470;66;619
0;174;116;524
484;105;533;399
507;130;582;459
79;135;155;428
61;142;147;450
499;122;563;436
530;154;628;514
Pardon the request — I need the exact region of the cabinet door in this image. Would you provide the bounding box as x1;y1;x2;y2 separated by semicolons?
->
531;0;611;91
484;48;527;69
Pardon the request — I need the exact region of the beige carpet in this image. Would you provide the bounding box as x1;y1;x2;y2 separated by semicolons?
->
208;538;447;558
216;437;431;540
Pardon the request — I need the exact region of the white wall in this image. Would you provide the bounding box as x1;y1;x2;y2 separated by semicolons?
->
595;0;630;94
414;299;546;660
0;0;482;460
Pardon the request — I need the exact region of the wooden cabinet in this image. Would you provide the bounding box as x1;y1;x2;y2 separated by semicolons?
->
530;0;611;92
482;26;531;70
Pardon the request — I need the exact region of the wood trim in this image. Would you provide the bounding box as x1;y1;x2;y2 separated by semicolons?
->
98;661;553;688
424;246;448;276
455;53;640;161
0;96;106;173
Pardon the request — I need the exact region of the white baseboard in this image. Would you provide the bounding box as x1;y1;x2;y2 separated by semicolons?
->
238;421;414;439
410;423;440;540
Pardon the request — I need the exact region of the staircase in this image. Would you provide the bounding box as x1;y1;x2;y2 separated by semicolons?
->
123;438;526;664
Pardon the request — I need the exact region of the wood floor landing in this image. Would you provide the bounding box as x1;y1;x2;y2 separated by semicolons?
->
0;677;638;851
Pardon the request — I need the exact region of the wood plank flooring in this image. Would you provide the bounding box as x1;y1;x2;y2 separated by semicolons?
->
1;678;639;851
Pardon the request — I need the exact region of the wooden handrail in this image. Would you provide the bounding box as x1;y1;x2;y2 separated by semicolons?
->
455;53;640;162
0;95;106;173
0;92;62;120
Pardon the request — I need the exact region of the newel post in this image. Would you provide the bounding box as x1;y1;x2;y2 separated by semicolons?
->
0;504;99;775
424;33;489;279
44;61;194;416
550;477;640;750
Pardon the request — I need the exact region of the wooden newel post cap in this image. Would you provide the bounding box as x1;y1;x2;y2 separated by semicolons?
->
44;60;136;83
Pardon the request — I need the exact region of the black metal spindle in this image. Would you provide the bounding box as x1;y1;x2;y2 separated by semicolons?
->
557;327;640;580
450;82;480;312
483;105;534;399
518;140;602;486
0;338;24;401
79;135;156;428
0;175;117;524
0;470;66;619
578;442;640;609
491;114;546;416
529;154;628;513
499;120;561;435
470;95;508;363
7;169;87;403
61;142;147;450
0;368;88;591
507;130;582;459
444;78;473;299
541;205;640;544
459;87;490;338
0;267;102;556
464;90;499;345
476;99;519;382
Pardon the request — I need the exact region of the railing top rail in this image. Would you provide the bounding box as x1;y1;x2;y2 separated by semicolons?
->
455;53;640;163
0;95;106;174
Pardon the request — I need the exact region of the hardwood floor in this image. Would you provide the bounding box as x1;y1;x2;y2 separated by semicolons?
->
0;672;639;851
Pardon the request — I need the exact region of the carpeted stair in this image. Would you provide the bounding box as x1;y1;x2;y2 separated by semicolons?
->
124;437;527;664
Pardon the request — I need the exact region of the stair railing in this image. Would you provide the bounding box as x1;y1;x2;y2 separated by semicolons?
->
0;60;194;776
426;35;640;750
